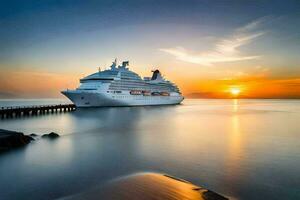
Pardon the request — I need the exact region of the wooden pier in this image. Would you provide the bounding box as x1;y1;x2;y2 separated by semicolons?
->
0;104;76;119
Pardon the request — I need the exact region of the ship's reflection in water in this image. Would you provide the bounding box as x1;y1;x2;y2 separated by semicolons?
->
0;99;300;200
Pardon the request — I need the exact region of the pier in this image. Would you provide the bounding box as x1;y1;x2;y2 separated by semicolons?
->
0;104;76;119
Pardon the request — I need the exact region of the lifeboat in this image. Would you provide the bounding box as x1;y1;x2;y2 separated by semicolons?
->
160;92;170;96
151;92;161;96
142;91;151;96
130;90;142;95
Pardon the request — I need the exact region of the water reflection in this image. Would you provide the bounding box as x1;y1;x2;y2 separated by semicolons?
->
24;138;74;167
233;99;238;112
70;107;143;132
1;100;300;200
225;112;243;185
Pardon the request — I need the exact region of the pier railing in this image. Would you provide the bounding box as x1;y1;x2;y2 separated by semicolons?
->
0;104;76;119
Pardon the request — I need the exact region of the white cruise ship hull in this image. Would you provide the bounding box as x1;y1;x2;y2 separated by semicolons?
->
62;90;184;107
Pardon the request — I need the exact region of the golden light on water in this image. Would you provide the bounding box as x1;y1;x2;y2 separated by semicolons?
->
233;99;238;112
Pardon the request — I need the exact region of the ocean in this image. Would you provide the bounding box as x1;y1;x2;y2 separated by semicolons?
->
0;99;300;200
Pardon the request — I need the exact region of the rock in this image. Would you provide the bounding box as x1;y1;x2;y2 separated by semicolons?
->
202;190;229;200
42;132;59;139
0;129;34;152
30;133;38;137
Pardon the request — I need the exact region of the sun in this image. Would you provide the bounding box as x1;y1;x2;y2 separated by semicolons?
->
230;88;241;96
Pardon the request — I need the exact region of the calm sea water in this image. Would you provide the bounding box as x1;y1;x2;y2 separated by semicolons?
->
0;99;300;200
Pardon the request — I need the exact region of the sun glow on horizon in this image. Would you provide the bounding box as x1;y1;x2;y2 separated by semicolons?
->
230;87;241;97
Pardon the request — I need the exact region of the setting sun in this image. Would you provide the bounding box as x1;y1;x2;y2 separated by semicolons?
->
230;88;241;96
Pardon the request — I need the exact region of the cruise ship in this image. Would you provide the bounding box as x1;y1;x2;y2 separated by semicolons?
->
62;60;184;107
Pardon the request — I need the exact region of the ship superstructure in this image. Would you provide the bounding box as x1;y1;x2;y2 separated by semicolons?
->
62;60;184;107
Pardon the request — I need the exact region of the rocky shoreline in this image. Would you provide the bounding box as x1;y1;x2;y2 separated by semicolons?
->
0;129;59;153
0;129;34;152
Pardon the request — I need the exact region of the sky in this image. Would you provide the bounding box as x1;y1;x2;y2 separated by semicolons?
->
0;0;300;98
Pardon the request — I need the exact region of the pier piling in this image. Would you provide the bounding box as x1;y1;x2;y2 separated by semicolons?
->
0;104;76;119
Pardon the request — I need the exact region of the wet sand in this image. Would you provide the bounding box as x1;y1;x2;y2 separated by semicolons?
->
62;173;228;200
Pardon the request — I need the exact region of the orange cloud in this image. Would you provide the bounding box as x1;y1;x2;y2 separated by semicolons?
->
0;70;79;98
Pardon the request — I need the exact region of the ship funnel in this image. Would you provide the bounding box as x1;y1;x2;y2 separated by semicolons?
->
151;69;161;80
122;61;129;67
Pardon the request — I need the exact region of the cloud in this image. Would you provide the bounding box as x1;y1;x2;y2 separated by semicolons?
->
160;18;265;66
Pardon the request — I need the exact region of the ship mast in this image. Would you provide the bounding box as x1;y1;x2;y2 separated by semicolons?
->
111;58;117;70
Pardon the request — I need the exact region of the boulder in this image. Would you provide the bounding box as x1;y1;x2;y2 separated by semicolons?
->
42;132;59;139
0;129;34;152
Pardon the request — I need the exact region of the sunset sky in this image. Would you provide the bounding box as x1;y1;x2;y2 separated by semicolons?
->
1;0;300;98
